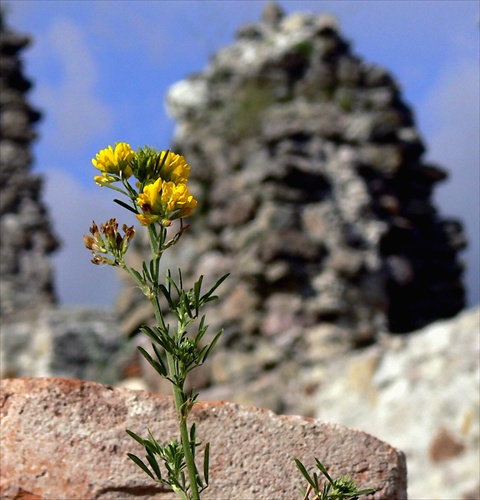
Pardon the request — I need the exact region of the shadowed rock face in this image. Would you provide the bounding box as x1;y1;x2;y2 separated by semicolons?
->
117;4;466;396
0;377;408;500
0;11;60;320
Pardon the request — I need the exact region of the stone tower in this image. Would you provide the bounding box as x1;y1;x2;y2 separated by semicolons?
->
0;10;60;319
117;5;466;408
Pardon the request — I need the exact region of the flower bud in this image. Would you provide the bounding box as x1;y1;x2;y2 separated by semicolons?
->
85;218;135;266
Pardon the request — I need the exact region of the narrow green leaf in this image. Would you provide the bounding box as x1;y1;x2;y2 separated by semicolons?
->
353;488;377;496
139;325;161;343
197;344;209;364
127;453;155;480
159;284;175;309
144;444;157;457
315;458;334;485
322;482;331;498
149;259;157;283
159;149;170;169
178;268;184;290
151;342;168;373
155;331;175;353
189;423;196;444
204;441;210;486
295;458;318;491
166;272;181;298
137;346;167;377
136;345;155;364
129;267;145;286
192;331;207;351
164;460;174;478
200;328;224;364
142;261;151;281
198;315;206;333
147;428;162;453
196;463;205;490
193;275;203;304
114;198;139;214
182;291;194;318
205;295;220;304
166;269;172;296
146;453;163;480
199;273;229;304
126;429;145;446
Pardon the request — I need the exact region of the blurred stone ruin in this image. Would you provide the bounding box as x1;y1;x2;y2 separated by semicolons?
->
0;12;126;383
117;4;467;406
0;9;59;320
0;1;469;411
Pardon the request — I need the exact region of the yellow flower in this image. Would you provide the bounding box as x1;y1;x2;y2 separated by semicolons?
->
92;142;135;183
93;174;118;186
157;151;191;184
132;148;191;186
136;178;197;226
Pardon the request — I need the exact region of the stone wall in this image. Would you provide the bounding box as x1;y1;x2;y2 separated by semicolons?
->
0;10;60;320
117;4;466;402
0;308;128;384
310;306;480;500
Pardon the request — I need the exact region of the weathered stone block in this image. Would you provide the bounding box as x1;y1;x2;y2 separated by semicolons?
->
0;378;407;499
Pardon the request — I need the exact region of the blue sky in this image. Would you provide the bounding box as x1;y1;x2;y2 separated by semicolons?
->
6;0;479;310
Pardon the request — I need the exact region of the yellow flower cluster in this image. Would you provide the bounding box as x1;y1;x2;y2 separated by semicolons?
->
93;142;135;185
137;178;197;227
136;150;191;186
91;143;197;227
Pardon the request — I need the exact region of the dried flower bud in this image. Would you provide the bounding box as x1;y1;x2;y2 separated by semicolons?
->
121;224;136;254
85;218;136;266
90;221;101;239
91;253;107;265
84;234;98;252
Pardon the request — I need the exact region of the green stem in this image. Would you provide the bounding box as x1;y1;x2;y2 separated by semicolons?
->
151;297;200;500
121;263;151;297
101;182;130;196
168;353;201;500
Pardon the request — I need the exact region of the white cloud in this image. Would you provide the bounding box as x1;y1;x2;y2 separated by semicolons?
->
36;18;113;151
420;59;480;306
44;168;137;308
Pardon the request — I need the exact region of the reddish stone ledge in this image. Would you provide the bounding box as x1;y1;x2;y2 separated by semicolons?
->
0;378;407;499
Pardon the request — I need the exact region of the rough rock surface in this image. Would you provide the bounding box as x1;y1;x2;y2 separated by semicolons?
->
0;377;407;500
308;306;480;500
0;308;129;384
117;4;466;405
0;11;59;320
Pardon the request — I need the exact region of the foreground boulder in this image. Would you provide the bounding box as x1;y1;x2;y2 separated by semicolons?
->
0;378;407;499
